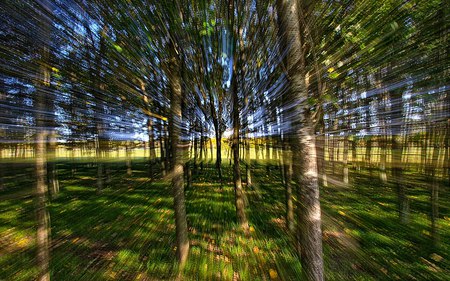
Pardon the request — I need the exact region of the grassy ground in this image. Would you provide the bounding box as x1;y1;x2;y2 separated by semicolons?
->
0;159;448;280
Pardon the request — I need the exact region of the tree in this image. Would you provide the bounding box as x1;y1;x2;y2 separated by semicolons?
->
276;0;324;280
167;46;190;267
229;0;249;231
33;2;52;279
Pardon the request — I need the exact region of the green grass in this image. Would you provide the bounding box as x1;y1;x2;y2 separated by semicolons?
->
0;159;448;280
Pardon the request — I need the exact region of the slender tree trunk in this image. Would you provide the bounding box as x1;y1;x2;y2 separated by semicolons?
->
210;137;213;161
231;49;248;230
148;118;156;177
379;135;388;183
0;147;4;190
245;131;252;187
265;126;271;156
444;88;450;184
215;128;222;180
193;132;198;174
316;120;327;187
167;54;189;267
34;11;51;279
96;137;104;193
389;81;408;223
158;120;166;176
425;124;441;247
36;125;50;281
232;91;248;230
185;161;192;191
47;130;59;197
365;136;372;170
255;137;260;161
283;142;294;232
445;118;450;184
200;126;204;171
164;122;171;172
276;0;324;279
343;134;349;184
126;142;132;176
430;130;440;247
393;133;408;223
351;138;358;171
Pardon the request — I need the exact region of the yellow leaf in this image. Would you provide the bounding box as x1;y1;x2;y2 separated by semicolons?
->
327;67;335;73
17;238;29;247
269;269;278;280
249;226;255;232
430;253;443;262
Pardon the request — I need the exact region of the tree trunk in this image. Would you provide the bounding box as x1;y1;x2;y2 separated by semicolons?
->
164;122;171;172
47;130;59;197
379;135;388;183
393;134;408;223
365;136;372;171
158;119;166;176
316;121;327;187
199;126;204;171
445;118;450;185
255;137;260;161
231;58;248;231
36;125;50;281
215;128;222;180
126;142;132;176
167;54;189;267
426;125;441;247
34;12;51;279
148;117;156;177
343;134;349;184
193;132;198;174
210;137;213;160
283;143;294;232
276;0;324;279
245;132;252;187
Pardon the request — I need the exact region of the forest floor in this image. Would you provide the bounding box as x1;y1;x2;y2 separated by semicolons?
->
0;159;449;280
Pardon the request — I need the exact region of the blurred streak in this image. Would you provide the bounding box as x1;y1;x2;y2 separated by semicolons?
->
0;0;449;280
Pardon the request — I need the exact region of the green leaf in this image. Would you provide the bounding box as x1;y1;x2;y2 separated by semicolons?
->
329;72;339;79
113;44;123;52
307;97;317;106
390;21;399;31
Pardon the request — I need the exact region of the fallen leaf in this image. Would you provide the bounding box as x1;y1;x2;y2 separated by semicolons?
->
269;269;278;280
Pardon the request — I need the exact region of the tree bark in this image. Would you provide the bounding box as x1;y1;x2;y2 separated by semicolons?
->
34;8;51;279
36;123;50;281
230;0;248;230
147;117;156;177
283;142;294;232
167;53;189;267
158;119;166;176
232;86;248;230
47;130;59;197
231;65;248;231
343;134;349;184
276;0;324;280
126;141;132;176
245;131;252;187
